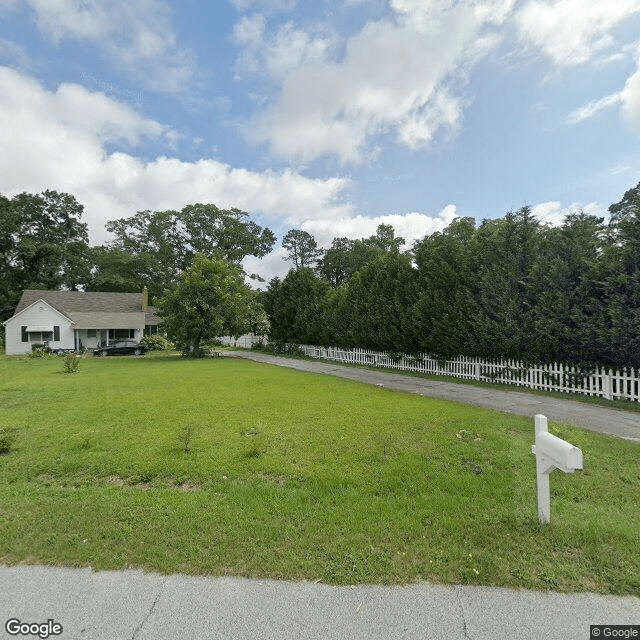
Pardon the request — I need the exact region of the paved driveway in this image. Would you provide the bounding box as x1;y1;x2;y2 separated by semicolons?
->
226;351;640;443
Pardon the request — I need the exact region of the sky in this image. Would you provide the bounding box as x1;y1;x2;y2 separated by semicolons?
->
1;0;640;283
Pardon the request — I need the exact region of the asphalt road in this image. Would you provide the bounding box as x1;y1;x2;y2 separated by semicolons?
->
226;351;640;443
3;352;639;640
1;566;639;640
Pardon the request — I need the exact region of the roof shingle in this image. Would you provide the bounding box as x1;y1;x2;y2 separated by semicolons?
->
15;290;159;325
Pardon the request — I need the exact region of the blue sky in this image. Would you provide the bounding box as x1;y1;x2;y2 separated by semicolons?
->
1;0;640;281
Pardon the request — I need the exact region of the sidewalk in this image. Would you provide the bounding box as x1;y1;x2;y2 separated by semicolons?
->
2;565;639;640
226;351;640;442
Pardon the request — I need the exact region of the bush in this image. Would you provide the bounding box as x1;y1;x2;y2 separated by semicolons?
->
141;335;175;351
29;344;52;358
251;340;304;357
62;353;80;373
180;347;207;358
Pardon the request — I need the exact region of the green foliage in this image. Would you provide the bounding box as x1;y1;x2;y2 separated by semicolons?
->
0;190;91;318
141;335;175;351
91;204;276;302
251;340;305;356
178;424;194;453
263;268;329;344
264;185;640;370
341;252;417;353
317;224;404;286
29;345;52;358
62;353;80;374
282;229;323;270
157;254;268;357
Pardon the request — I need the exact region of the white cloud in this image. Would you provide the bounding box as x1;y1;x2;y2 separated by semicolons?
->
232;13;267;47
246;0;515;163
565;46;640;134
242;246;290;285
517;0;640;66
567;91;623;124
301;205;459;248
230;0;297;12
241;206;460;285
0;67;353;245
233;14;336;81
0;38;30;69
621;54;640;133
531;200;603;226
20;0;196;92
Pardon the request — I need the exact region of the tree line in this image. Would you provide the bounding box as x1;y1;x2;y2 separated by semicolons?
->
265;183;640;370
0;190;274;313
0;191;274;352
3;183;640;368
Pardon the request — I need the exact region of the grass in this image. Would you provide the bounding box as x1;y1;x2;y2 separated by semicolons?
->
0;352;638;594
236;346;640;413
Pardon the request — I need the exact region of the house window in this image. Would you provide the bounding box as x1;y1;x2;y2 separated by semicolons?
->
29;331;53;342
87;329;96;338
21;326;28;342
108;329;134;340
54;326;60;341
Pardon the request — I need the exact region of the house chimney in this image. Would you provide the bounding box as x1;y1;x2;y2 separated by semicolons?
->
142;286;148;311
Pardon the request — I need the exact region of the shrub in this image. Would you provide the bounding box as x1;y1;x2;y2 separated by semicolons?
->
252;341;304;357
29;344;52;358
62;353;80;373
178;424;194;452
141;335;175;351
180;347;208;358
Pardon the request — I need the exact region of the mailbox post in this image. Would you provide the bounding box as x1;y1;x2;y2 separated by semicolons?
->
531;414;583;523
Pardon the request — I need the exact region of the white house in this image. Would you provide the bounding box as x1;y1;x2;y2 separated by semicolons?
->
3;289;160;355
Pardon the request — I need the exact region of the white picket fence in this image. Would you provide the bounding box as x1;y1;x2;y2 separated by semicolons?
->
217;335;640;402
298;345;640;402
218;334;265;349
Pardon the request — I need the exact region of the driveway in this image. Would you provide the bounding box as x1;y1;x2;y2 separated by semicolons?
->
225;351;640;443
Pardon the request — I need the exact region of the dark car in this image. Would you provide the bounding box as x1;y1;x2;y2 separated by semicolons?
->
94;340;147;357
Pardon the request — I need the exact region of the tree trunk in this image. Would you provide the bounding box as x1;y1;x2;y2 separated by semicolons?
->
191;334;202;357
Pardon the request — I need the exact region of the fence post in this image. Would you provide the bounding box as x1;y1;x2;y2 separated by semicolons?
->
601;367;611;400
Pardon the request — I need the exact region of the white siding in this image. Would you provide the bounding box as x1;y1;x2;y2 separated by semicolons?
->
4;301;74;355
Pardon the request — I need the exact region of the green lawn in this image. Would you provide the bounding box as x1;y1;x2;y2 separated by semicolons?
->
0;352;638;594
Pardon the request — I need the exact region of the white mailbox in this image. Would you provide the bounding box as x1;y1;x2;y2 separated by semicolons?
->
531;414;583;523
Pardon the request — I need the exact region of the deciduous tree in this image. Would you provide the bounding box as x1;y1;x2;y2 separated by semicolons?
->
156;255;267;356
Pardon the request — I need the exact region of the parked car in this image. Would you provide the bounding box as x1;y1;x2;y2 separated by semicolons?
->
94;340;147;357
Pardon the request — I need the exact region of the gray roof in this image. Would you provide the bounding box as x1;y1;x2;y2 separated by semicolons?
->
69;312;146;329
145;306;160;326
14;290;160;325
